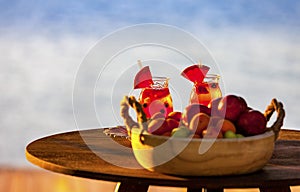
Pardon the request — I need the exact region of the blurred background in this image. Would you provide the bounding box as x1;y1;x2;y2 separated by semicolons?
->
0;0;299;191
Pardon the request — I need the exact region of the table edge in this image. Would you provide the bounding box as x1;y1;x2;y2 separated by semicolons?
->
25;128;300;188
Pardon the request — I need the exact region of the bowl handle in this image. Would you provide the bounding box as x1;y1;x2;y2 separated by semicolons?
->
264;98;285;140
120;96;148;137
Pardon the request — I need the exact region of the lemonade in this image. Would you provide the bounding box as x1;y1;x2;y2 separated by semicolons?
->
138;77;173;118
181;64;222;106
134;64;173;119
189;74;222;106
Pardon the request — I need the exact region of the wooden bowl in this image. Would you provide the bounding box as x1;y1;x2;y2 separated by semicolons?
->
131;128;275;176
120;96;285;176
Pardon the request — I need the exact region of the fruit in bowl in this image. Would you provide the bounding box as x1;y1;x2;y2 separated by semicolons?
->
217;95;248;122
181;104;211;127
120;95;285;176
237;110;267;136
142;93;269;139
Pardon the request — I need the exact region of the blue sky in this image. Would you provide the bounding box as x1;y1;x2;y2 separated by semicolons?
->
1;0;299;36
0;0;300;166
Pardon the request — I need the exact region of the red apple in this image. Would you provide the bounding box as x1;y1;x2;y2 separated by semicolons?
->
208;97;222;117
162;131;172;136
167;111;182;122
147;118;170;135
182;104;211;126
166;118;180;130
246;106;253;111
236;110;267;136
218;95;248;122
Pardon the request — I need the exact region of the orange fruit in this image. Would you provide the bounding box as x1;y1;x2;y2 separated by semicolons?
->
202;128;223;138
189;113;210;135
216;119;236;134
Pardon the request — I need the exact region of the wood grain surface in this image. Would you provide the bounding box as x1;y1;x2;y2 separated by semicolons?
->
26;128;300;190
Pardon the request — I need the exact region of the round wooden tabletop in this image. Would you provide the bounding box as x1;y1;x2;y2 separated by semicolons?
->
26;128;300;191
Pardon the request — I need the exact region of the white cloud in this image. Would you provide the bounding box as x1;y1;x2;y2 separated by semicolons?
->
0;34;97;166
197;26;300;128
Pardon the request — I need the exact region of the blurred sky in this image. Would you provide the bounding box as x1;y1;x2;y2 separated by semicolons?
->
0;0;300;166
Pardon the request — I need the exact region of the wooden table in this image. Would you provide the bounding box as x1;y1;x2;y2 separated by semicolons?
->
26;128;300;192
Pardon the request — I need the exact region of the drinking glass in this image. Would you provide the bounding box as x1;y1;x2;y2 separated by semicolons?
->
138;77;173;118
189;74;222;106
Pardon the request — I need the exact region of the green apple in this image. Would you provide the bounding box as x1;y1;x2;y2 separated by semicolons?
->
236;134;245;138
224;130;237;138
171;126;190;138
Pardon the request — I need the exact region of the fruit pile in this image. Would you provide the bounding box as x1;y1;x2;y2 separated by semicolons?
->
146;94;267;138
